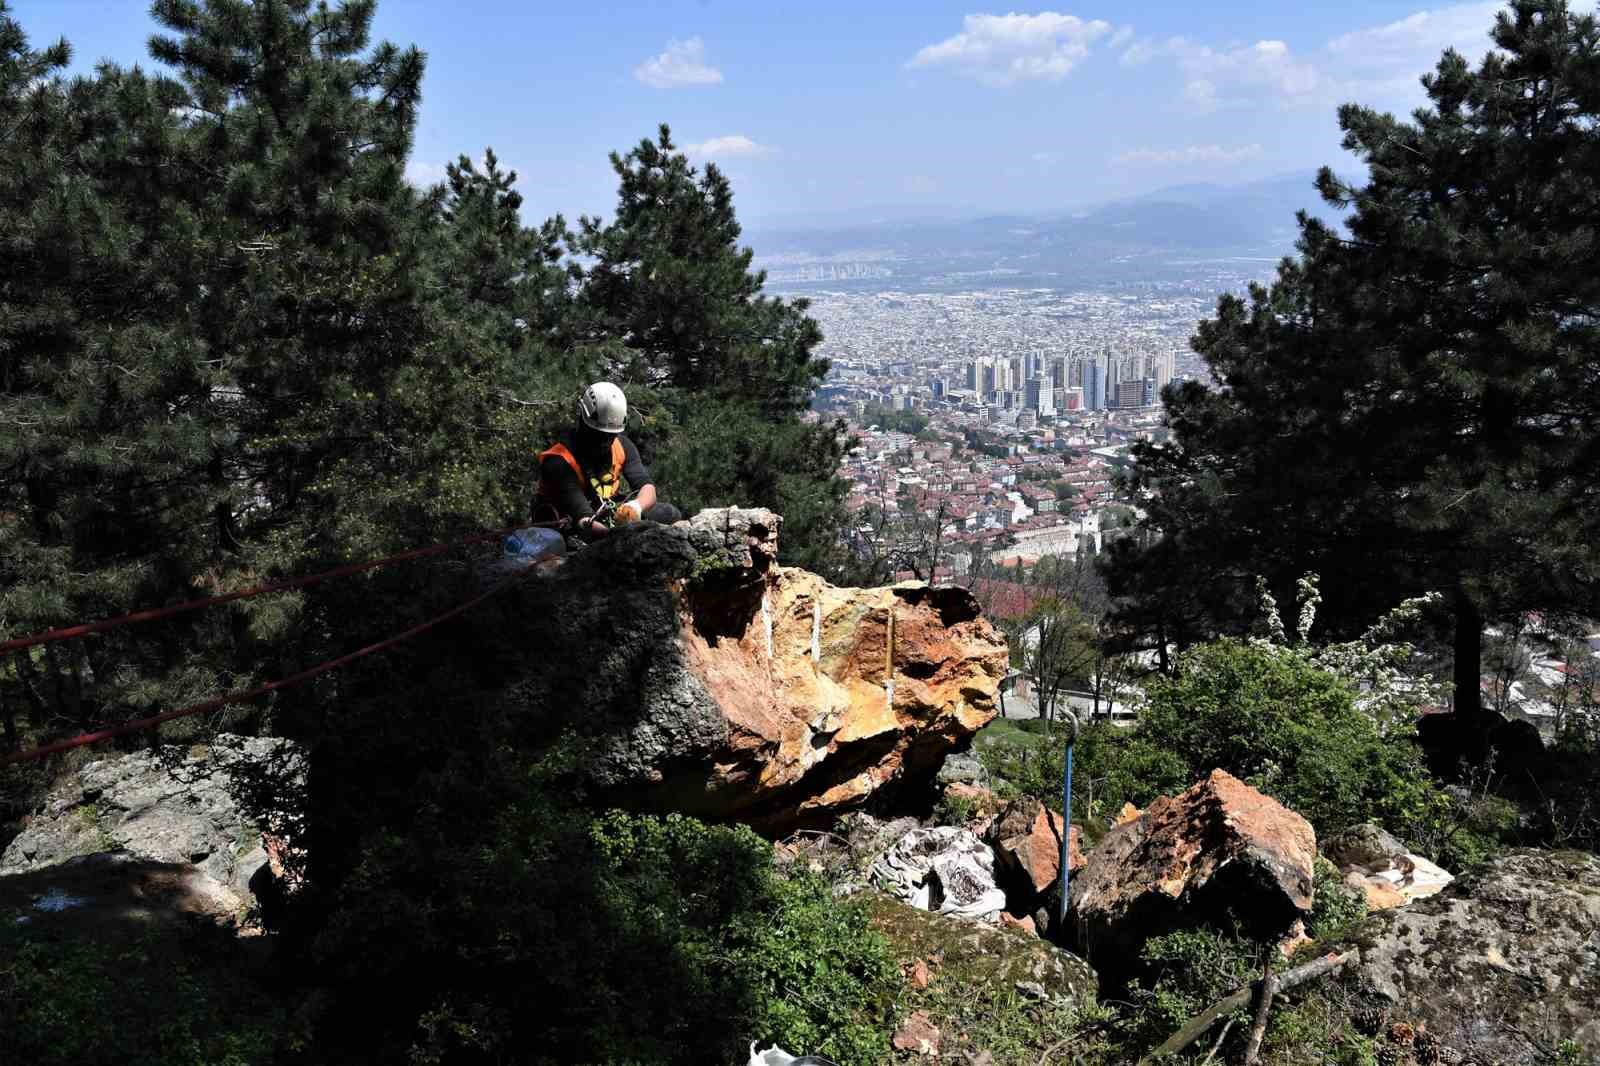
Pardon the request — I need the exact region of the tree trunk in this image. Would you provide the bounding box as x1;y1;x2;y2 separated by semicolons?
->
1453;591;1483;723
1;686;16;753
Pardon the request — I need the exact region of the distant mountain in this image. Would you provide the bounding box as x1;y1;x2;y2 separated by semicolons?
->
745;172;1348;286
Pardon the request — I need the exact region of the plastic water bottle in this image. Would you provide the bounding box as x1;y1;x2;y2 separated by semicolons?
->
503;526;565;561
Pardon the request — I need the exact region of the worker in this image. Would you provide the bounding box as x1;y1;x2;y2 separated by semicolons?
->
533;381;681;539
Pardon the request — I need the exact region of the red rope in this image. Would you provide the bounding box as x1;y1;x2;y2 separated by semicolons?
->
0;525;531;656
0;558;545;767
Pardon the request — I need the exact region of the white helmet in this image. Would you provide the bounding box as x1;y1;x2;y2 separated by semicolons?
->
578;381;627;434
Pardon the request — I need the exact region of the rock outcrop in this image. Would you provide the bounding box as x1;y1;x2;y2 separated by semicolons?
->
0;735;302;917
477;507;1008;830
1356;848;1600;1060
865;891;1098;1008
1071;770;1315;971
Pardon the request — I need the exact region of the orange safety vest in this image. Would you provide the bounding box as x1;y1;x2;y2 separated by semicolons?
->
535;438;626;518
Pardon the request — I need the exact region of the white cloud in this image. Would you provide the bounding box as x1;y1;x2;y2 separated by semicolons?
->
907;12;1114;87
404;161;448;187
683;135;768;158
1183;78;1219;110
1159;35;1322;109
1113;143;1264;165
634;37;723;89
1127;2;1523;112
1326;1;1502;92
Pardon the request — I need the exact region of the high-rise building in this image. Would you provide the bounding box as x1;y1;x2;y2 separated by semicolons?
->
1026;378;1054;417
1152;351;1176;395
930;377;947;400
963;361;979;391
1115;379;1147;409
1060;387;1083;412
981;362;997;398
1069;358;1084;388
1084;359;1105;411
1050;357;1067;390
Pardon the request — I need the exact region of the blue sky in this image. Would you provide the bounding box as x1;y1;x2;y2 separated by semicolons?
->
9;1;1551;225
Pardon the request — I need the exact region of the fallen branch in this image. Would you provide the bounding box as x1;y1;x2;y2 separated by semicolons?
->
1200;1018;1234;1066
1136;949;1358;1066
1036;1036;1071;1066
1242;953;1278;1065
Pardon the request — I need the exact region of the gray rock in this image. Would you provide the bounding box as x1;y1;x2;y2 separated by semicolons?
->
1356;848;1600;1060
683;507;782;571
1323;823;1409;869
1;735;303;914
936;752;984;786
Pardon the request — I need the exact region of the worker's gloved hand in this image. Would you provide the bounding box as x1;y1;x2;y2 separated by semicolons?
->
614;501;643;524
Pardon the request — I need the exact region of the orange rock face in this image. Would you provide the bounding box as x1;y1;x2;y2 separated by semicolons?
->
668;526;1007;830
1072;769;1316;972
991;797;1085;896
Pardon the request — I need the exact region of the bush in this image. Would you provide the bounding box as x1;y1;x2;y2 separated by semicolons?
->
308;744;897;1066
0;923;281;1066
1140;640;1453;842
978;719;1188;831
1307;857;1367;942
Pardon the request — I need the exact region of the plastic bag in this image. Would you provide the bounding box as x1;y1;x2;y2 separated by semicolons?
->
503;526;565;561
748;1044;839;1066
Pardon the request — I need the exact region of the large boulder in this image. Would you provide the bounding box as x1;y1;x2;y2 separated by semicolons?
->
0;735;302;916
1355;848;1600;1060
475;507;1008;831
1070;769;1315;972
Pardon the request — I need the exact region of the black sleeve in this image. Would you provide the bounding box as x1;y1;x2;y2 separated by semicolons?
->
540;453;595;521
619;435;652;489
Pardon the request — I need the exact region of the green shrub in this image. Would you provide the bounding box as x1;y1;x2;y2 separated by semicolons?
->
979;719;1189;828
1140;640;1453;842
0;924;281;1066
584;811;897;1066
1307;857;1367;942
1131;926;1259;1046
312;747;897;1066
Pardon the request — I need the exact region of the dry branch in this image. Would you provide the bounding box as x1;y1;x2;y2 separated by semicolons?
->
1136;949;1358;1066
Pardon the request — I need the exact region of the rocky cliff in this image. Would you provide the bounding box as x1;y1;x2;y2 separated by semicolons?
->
479;507;1009;831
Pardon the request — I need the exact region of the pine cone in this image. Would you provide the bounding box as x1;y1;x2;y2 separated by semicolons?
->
1387;1021;1417;1047
1352;1004;1388;1036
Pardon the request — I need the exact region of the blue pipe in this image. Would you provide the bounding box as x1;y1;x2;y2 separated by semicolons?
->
1058;711;1079;930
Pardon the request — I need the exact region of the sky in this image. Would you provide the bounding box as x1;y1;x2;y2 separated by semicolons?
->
7;1;1563;226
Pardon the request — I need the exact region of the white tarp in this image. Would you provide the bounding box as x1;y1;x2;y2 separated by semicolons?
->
868;825;1007;922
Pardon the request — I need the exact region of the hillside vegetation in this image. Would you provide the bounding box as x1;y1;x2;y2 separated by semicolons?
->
2;1;1599;1065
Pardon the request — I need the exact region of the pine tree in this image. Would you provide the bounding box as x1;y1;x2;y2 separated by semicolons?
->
572;125;850;571
1113;0;1600;729
1;0;533;751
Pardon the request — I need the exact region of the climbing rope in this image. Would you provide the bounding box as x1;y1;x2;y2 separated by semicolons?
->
0;525;531;657
0;556;543;767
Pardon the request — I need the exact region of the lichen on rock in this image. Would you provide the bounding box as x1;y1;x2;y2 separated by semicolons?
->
1355;848;1600;1059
